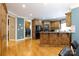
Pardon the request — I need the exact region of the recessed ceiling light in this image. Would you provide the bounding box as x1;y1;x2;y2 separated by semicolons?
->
22;4;26;8
29;13;32;16
43;2;48;6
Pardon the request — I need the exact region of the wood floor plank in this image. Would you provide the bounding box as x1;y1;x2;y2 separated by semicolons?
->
1;39;63;56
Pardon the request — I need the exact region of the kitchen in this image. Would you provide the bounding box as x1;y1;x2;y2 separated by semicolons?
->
32;12;73;47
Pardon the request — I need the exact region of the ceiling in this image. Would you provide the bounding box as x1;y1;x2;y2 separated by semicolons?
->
7;3;72;20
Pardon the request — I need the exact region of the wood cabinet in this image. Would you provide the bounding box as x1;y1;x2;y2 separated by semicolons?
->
0;3;7;56
49;33;56;45
65;12;72;27
32;19;61;40
60;33;70;45
32;19;42;39
42;20;61;31
50;21;60;29
40;32;71;47
40;33;49;45
49;33;71;46
32;19;36;39
42;21;50;30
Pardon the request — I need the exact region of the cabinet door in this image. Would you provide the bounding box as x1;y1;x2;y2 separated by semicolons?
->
51;21;60;29
51;21;55;28
50;33;59;46
55;21;60;28
49;34;55;45
40;33;49;44
66;12;71;26
61;34;70;45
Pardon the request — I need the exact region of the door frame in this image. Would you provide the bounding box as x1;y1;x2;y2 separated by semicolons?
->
7;11;17;43
8;11;25;41
7;11;32;42
25;20;32;39
6;14;8;47
16;16;25;41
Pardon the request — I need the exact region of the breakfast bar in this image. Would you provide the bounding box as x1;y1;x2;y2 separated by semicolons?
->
40;31;71;47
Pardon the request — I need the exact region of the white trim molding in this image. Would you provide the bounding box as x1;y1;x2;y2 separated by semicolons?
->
6;14;8;47
8;11;32;41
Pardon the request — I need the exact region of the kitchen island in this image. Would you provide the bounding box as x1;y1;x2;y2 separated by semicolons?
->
40;31;71;47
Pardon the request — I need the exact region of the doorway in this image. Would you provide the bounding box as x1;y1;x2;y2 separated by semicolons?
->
8;15;16;42
25;20;31;39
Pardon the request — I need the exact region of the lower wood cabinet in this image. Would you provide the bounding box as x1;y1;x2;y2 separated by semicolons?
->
61;33;70;45
40;33;49;45
40;32;71;47
49;33;58;45
49;34;54;45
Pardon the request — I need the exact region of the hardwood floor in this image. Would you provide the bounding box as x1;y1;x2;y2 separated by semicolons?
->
1;39;63;56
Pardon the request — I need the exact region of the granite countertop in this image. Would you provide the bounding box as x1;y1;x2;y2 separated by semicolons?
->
40;31;73;33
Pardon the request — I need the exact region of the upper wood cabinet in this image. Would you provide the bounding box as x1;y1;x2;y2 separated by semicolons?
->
50;21;60;29
32;19;42;26
42;20;61;30
42;21;50;30
65;12;72;27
